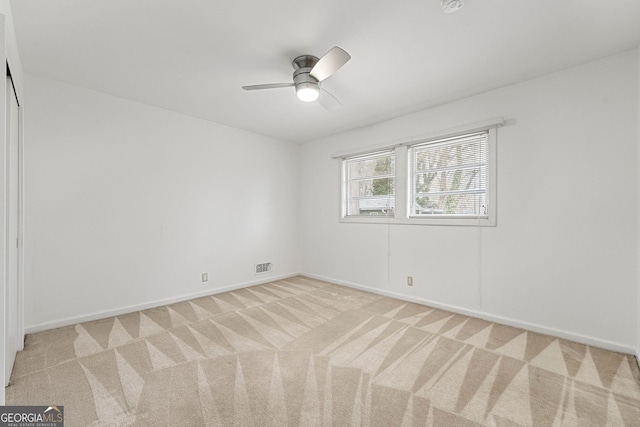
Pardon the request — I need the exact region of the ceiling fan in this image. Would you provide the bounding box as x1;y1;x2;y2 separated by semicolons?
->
242;46;351;111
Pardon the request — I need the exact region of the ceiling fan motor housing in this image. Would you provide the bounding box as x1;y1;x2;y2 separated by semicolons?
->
292;55;320;100
293;67;319;86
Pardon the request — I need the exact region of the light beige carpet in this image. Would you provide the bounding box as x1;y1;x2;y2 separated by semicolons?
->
6;276;640;426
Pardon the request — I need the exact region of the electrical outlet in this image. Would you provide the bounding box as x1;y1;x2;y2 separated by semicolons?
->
202;273;208;282
407;276;413;286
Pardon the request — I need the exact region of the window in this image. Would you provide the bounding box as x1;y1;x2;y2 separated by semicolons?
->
338;119;500;226
410;131;489;218
343;150;395;217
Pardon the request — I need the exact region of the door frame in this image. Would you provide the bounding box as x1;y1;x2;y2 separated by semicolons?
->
7;67;24;353
0;11;24;400
3;70;21;387
0;15;7;402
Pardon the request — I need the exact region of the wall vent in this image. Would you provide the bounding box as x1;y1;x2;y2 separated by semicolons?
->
255;262;272;275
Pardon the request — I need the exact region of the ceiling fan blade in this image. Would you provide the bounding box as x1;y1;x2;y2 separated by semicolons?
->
318;87;342;112
242;83;294;91
310;46;351;82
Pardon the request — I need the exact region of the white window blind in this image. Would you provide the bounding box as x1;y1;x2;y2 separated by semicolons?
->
344;150;395;217
410;131;489;217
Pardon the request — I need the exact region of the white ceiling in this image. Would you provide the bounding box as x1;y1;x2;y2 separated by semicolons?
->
10;0;640;143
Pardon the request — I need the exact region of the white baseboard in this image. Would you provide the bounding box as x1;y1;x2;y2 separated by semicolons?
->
302;272;636;355
25;272;300;334
25;270;638;357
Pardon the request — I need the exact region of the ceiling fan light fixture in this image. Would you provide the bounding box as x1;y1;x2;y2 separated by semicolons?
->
242;46;350;109
441;0;463;13
296;83;320;102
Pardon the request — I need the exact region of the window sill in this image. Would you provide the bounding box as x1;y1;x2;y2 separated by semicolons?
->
339;216;495;227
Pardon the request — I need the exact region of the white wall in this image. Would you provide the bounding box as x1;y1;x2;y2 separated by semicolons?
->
24;75;300;331
300;50;639;352
17;43;640;357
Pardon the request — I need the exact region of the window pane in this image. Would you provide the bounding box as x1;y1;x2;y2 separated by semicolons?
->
345;151;395;216
411;132;489;216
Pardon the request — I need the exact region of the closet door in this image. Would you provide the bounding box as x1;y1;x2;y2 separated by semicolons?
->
4;75;19;386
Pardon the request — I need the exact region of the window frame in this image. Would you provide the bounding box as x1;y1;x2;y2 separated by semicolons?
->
338;120;499;227
407;129;494;225
341;149;396;219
